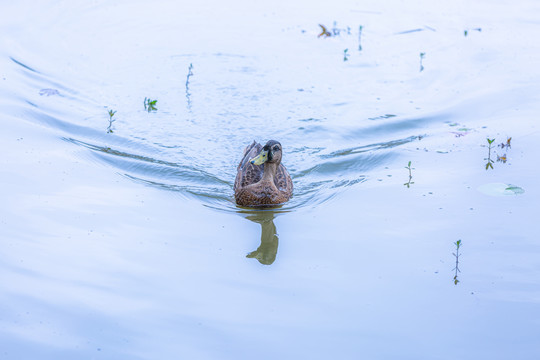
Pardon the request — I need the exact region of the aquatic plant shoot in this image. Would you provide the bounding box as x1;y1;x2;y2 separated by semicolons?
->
107;109;116;133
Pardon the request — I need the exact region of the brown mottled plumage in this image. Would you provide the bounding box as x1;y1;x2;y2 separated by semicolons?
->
234;140;293;207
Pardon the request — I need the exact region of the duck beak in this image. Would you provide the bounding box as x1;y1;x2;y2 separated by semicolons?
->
250;150;268;165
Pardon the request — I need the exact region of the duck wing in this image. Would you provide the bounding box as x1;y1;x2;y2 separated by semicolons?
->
275;163;293;195
234;141;264;191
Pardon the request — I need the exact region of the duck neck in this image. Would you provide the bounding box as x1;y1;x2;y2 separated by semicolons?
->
262;162;278;182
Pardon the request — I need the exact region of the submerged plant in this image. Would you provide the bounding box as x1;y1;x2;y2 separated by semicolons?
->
186;63;193;87
419;52;426;72
144;97;158;112
484;138;495;170
404;161;414;188
358;25;363;51
343;48;349;61
107;109;116;133
186;63;194;109
453;240;462;285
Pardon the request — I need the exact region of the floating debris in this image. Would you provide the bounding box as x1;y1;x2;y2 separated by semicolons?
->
396;28;424;35
39;88;59;96
477;183;525;196
318;22;351;38
505;184;525;195
499;137;512;149
318;24;331;38
464;27;482;36
368;114;396;121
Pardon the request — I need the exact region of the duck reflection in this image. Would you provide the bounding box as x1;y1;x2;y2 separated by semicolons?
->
240;210;279;265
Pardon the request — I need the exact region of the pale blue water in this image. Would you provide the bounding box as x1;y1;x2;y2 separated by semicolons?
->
1;0;539;359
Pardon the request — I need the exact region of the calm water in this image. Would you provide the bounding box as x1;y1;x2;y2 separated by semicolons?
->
1;0;540;359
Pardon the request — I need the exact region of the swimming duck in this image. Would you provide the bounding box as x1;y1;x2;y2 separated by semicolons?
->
234;140;293;207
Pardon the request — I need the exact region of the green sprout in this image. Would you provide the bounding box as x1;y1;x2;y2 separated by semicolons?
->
144;97;158;112
485;138;495;170
404;161;414;188
107;109;116;133
343;48;349;61
453;240;462;285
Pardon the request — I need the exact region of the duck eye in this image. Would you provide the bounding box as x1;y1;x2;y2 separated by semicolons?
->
273;146;280;151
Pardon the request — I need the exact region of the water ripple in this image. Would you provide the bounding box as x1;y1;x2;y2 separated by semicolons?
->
8;52;443;213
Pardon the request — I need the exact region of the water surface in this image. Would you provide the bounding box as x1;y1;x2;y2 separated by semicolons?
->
1;0;539;359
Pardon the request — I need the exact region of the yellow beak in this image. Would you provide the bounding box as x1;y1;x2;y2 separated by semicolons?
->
250;150;269;165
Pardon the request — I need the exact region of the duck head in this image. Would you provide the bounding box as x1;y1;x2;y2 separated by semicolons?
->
250;140;283;166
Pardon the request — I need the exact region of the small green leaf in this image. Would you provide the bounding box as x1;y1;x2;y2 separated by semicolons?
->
478;183;525;196
505;185;525;195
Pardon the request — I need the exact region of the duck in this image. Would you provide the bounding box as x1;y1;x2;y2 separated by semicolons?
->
234;140;293;207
